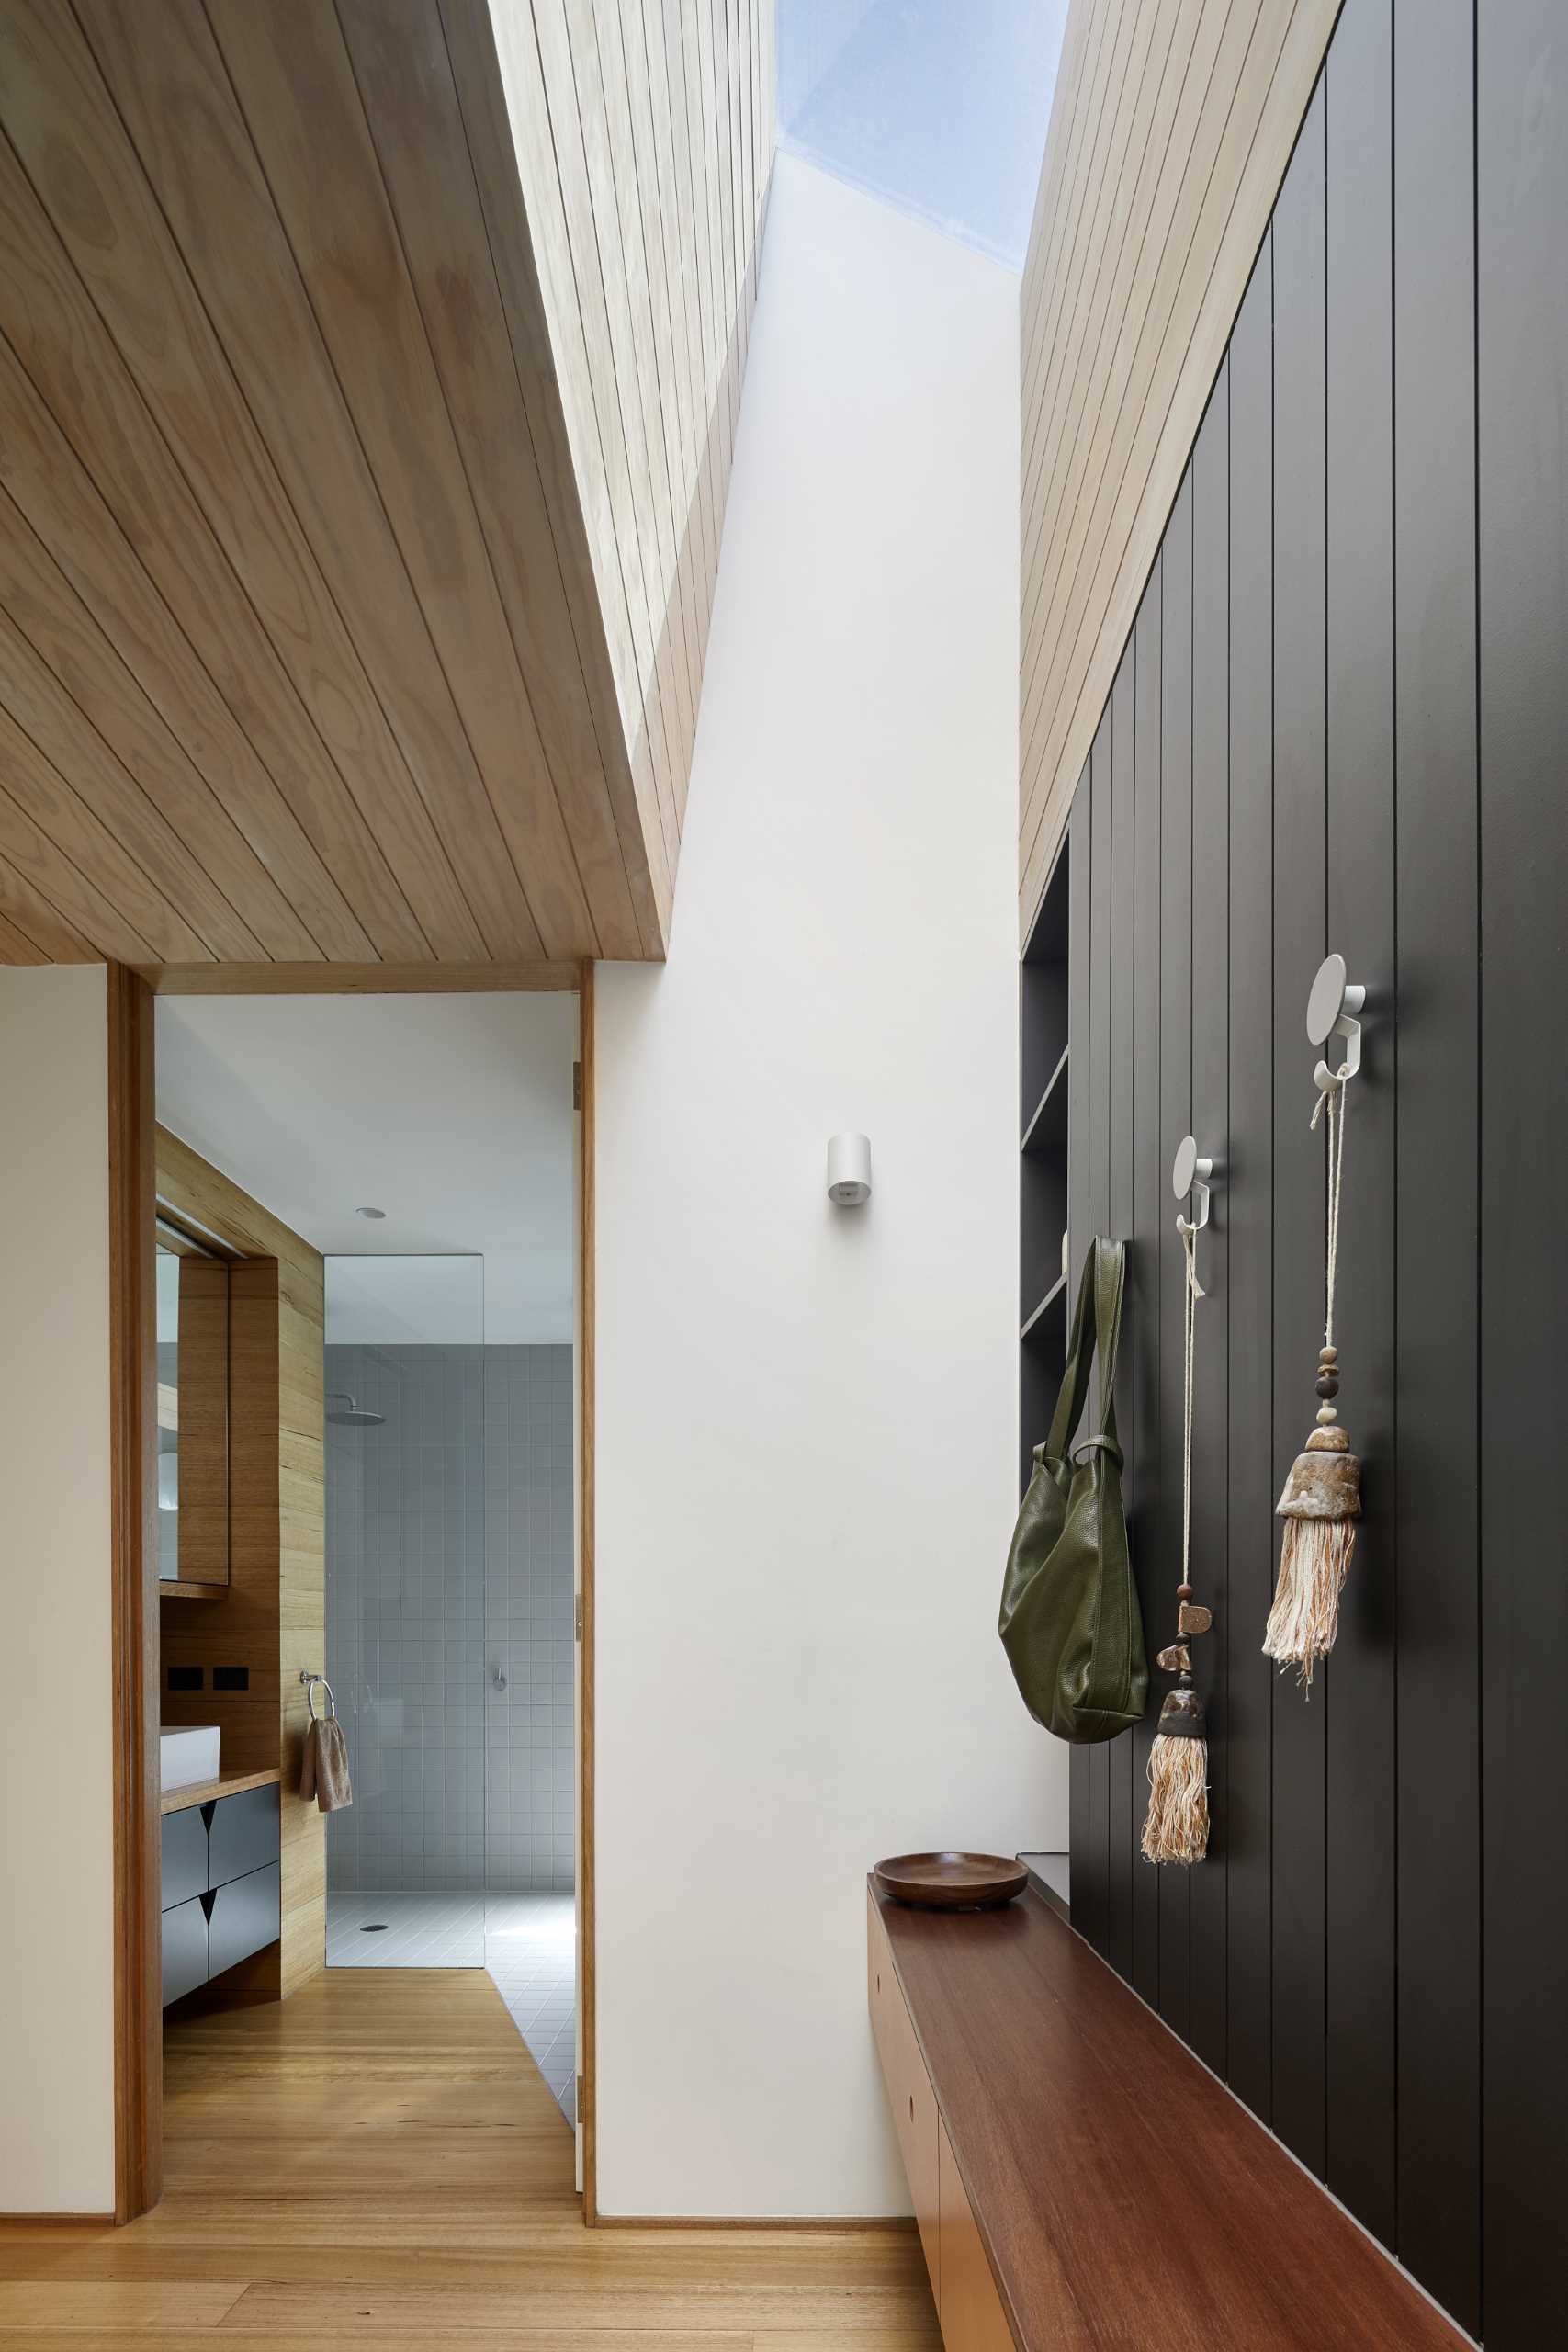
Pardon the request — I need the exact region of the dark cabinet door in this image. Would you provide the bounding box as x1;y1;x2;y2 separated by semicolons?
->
208;1861;280;1980
161;1806;209;1911
208;1785;280;1889
161;1894;209;2007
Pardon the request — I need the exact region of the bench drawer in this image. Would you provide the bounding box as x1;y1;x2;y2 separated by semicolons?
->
867;1893;902;2091
867;1894;941;2300
896;1998;942;2299
938;2119;1013;2352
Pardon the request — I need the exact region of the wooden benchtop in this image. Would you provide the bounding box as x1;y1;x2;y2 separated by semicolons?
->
872;1883;1464;2351
161;1766;281;1816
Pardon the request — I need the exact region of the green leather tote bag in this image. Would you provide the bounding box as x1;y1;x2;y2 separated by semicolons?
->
998;1238;1147;1743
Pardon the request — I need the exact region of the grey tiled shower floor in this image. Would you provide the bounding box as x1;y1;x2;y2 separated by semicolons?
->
326;1890;577;2127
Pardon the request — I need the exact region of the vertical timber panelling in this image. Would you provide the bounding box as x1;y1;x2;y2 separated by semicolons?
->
1393;0;1480;2329
1128;563;1162;2014
1105;652;1136;1985
1187;370;1228;2080
1066;780;1092;1918
1267;80;1326;2182
1223;242;1274;2132
1478;5;1568;2345
1155;469;1192;2037
1083;710;1114;1953
1324;0;1397;2251
1043;7;1562;2335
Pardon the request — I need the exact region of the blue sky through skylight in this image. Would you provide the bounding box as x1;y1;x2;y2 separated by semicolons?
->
776;1;1068;269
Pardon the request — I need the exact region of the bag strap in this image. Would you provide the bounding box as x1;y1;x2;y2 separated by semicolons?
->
1044;1238;1126;1463
1045;1241;1102;1458
1090;1237;1125;1452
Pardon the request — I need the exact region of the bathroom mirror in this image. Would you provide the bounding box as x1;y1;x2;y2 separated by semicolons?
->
156;1223;231;1588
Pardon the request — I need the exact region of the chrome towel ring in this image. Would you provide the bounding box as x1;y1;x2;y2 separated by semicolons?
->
299;1669;335;1723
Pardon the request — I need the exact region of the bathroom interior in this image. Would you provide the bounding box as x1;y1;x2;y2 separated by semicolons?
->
153;989;580;2126
321;1249;578;2118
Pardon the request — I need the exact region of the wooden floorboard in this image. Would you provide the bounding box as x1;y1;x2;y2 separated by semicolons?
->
0;1970;937;2346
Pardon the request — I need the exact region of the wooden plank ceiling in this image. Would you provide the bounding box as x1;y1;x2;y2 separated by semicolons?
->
1018;0;1338;937
0;0;773;975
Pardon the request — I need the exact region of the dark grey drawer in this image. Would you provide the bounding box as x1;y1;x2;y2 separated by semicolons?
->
161;1894;209;2007
208;1784;280;1889
161;1806;209;1912
208;1860;280;1980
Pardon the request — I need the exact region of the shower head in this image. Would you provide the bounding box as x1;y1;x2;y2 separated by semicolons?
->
327;1390;385;1429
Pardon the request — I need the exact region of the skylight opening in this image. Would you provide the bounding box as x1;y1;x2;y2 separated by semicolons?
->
776;0;1068;269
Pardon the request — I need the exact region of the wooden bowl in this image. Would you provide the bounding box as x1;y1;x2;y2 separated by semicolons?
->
874;1851;1028;1911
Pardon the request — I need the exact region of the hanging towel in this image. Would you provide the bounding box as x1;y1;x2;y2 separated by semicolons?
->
300;1714;353;1812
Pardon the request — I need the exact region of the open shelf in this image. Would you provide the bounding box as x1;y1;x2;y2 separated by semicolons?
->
1021;852;1069;1105
1020;1269;1067;1341
1020;1273;1070;1484
1021;834;1071;1496
1021;1043;1069;1156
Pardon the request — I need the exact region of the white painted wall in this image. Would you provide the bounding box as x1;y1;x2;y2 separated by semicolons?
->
0;966;116;2213
593;154;1067;2220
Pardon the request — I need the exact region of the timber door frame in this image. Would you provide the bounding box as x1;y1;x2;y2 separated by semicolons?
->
108;967;160;2221
108;959;599;2224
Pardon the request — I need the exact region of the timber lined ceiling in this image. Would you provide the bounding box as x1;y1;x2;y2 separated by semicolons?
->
1019;0;1340;939
0;0;773;975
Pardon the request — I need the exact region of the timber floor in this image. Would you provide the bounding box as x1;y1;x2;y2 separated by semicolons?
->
0;1965;939;2348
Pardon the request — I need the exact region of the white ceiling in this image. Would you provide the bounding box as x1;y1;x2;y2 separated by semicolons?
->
154;993;577;1344
323;1252;487;1349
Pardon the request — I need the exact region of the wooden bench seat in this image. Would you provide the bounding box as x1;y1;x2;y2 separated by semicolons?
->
868;1882;1465;2350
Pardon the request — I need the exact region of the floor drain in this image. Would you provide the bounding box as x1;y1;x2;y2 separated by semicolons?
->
361;1923;389;1933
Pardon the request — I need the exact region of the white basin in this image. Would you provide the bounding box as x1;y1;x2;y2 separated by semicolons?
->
160;1724;220;1792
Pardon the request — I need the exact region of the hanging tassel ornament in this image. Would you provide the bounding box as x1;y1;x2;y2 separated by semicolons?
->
1143;1214;1212;1864
1263;1062;1360;1688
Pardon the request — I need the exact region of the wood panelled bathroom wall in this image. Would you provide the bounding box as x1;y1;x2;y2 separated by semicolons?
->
1043;4;1567;2344
157;1128;327;1997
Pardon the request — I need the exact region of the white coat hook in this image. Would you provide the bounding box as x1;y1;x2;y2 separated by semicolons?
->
1306;953;1366;1092
1172;1134;1214;1232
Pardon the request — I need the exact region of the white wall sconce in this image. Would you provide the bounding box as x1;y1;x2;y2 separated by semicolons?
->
827;1133;872;1206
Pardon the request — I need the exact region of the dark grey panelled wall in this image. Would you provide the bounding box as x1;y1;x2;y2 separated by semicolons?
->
1042;3;1567;2343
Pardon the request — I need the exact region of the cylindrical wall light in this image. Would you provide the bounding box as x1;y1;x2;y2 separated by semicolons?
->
827;1133;872;1206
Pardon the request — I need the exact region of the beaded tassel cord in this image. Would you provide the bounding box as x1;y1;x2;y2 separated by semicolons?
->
1142;1215;1212;1865
1263;1062;1361;1688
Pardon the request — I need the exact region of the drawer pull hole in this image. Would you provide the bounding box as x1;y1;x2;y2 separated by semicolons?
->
908;2094;914;2121
876;1973;881;1993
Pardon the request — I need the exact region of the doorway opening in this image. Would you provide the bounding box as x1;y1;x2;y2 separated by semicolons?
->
121;970;595;2218
320;1248;578;2122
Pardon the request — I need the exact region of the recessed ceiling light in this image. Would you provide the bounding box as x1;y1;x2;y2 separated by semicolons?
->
355;1205;387;1220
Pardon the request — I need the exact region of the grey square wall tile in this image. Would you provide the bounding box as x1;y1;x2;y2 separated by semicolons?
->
326;1343;574;1900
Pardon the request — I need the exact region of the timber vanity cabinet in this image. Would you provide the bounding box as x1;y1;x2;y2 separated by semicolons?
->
866;1881;1464;2349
